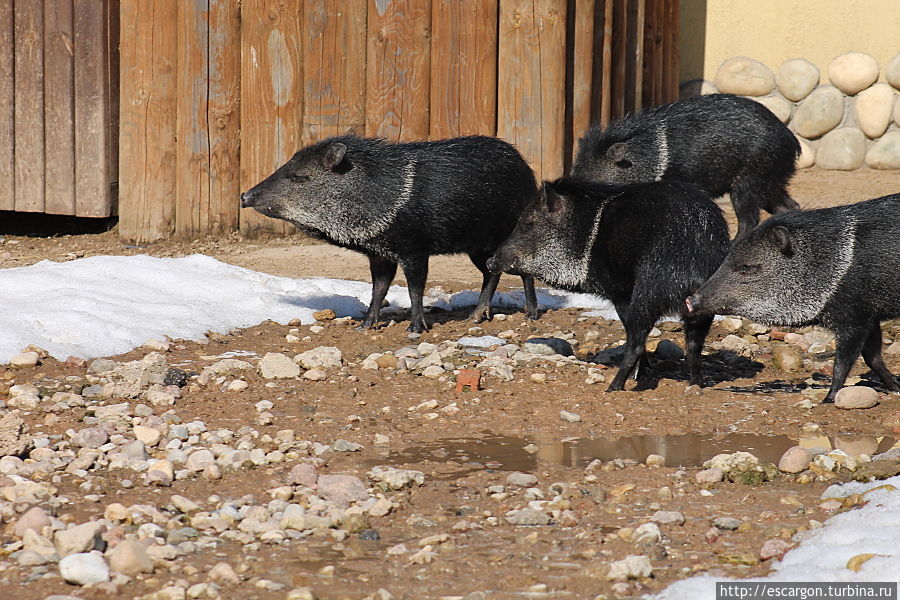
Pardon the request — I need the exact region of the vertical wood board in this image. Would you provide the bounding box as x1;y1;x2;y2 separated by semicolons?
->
0;0;16;211
14;1;45;212
44;0;76;215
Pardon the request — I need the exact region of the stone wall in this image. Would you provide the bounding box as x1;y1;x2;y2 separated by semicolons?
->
681;52;900;170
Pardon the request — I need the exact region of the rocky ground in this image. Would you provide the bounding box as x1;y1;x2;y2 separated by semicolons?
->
1;168;899;600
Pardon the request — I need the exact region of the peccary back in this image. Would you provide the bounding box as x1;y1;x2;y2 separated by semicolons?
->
572;94;800;238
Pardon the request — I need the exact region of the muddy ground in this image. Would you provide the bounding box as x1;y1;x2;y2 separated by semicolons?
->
1;168;899;600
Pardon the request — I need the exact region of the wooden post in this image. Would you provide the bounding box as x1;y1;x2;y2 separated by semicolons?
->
497;0;567;182
365;0;431;141
73;0;113;217
43;0;76;216
570;0;595;160
118;0;178;242
0;0;16;211
14;1;45;212
665;0;679;103
610;0;627;121
599;0;613;128
301;0;367;145
239;0;303;236
627;0;645;113
429;0;498;138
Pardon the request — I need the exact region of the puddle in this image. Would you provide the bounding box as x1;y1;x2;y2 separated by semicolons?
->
375;432;899;474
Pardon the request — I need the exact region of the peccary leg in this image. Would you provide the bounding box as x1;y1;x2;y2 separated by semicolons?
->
607;307;654;392
824;328;868;403
521;275;539;320
401;256;430;333
357;255;398;330
683;313;714;386
468;252;501;323
861;324;900;392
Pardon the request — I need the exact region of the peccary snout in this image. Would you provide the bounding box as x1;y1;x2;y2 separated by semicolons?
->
240;191;257;208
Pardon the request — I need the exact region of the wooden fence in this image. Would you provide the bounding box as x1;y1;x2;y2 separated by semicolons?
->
125;0;677;240
0;0;117;218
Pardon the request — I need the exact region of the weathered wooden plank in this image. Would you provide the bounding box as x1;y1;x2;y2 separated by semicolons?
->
610;0;627;121
626;0;645;113
175;0;210;237
14;1;45;212
665;0;679;103
497;0;567;181
107;0;120;210
365;0;431;141
206;0;242;234
239;0;303;235
599;0;613;127
570;0;595;159
430;0;498;138
118;0;178;241
301;0;367;145
43;0;76;215
74;0;112;216
0;0;15;211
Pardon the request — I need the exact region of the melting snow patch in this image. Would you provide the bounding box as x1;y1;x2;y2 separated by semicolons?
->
0;254;617;362
654;475;900;599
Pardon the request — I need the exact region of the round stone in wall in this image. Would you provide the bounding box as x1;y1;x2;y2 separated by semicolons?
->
816;127;866;170
828;52;879;95
854;83;896;138
865;131;900;170
885;53;900;90
795;136;815;169
894;96;900;127
714;57;775;96
791;85;844;139
775;58;819;101
750;95;792;123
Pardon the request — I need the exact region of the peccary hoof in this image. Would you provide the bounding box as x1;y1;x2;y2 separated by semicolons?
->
406;321;430;333
468;307;492;323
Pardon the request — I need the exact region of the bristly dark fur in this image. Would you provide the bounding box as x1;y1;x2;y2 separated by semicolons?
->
572;94;801;238
689;193;900;403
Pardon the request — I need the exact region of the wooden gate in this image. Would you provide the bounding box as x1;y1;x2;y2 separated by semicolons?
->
0;0;117;218
115;0;680;241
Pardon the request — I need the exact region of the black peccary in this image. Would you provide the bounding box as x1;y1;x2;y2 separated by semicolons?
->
686;193;900;404
239;135;539;332
486;177;730;391
571;94;800;239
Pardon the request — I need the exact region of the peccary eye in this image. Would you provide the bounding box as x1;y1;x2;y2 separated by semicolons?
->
520;220;534;232
290;174;310;183
615;159;632;169
736;264;761;275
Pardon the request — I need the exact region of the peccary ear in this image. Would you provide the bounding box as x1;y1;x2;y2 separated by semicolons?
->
606;142;628;164
541;183;566;216
770;226;794;256
322;143;347;171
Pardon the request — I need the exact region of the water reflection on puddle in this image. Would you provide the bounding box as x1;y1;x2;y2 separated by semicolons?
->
376;432;899;474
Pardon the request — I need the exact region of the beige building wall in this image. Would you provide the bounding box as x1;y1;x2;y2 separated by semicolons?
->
680;0;900;84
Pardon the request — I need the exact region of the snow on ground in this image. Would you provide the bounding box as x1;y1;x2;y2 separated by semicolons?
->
0;254;618;362
655;476;900;599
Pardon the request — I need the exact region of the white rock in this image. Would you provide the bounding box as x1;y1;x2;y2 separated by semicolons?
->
792;86;844;139
227;379;249;392
887;53;900;89
560;410;582;423
107;539;154;576
55;521;105;557
834;386;879;409
294;346;342;369
133;425;162;446
259;353;300;379
607;554;653;580
714;57;774;96
776;58;819;101
828;52;879;95
145;390;176;406
866;130;900;169
633;522;661;545
796;136;815;169
8;351;40;368
59;551;110;585
421;365;445;379
303;368;327;381
895;97;900;127
854;83;896;138
186;449;215;472
816;127;866;170
751;95;792;123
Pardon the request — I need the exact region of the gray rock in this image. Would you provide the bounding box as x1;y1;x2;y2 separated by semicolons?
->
505;508;550;526
792;85;844;139
259;353;300;379
107;539;154;576
331;439;363;452
55;521;106;557
294;346;342;369
59;551;110;585
606;554;653;580
559;410;582;423
834;386;879;409
887;53;900;90
523;337;574;356
204;358;253;375
775;58;819;101
695;467;725;484
751;95;792;123
654;339;684;360
287;463;318;487
0;411;31;457
828;52;879;95
368;466;425;490
866;131;900;170
506;472;538;487
185;449;215;472
854;83;895;138
88;358;117;374
108;353;168;398
816;127;866;170
778;446;812;473
632;522;661;545
316;474;369;508
651;510;685;525
714;57;774;96
713;517;741;531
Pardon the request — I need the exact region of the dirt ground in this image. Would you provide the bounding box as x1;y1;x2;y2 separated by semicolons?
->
1;168;899;600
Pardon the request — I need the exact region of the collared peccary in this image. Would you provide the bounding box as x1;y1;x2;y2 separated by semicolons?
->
239;135;539;332
686;193;900;404
486;177;730;391
571;94;800;239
